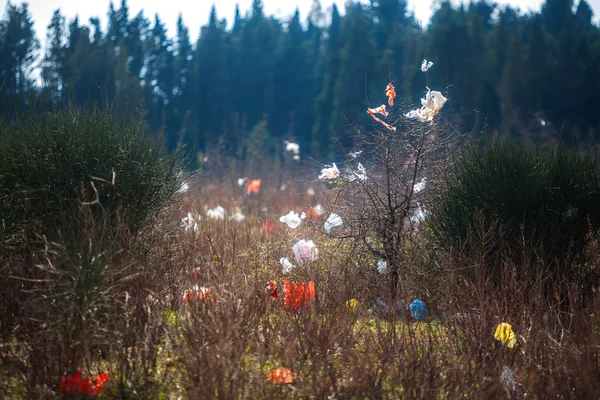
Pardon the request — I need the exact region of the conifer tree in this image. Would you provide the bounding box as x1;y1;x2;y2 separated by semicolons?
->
126;11;149;79
499;29;527;135
3;0;600;150
237;0;279;132
144;15;175;138
331;3;377;150
0;2;39;99
273;10;310;142
526;15;552;117
193;6;231;150
541;0;574;36
172;14;194;147
311;4;343;158
41;10;66;103
107;0;129;47
574;0;593;33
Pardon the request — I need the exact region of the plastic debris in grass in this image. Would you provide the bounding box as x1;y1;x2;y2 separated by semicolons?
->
182;285;217;305
193;267;201;279
396;299;405;315
267;281;278;299
284;141;300;161
302;205;323;220
280;211;302;229
229;211;245;222
314;204;324;216
346;298;360;312
284;140;300;155
181;212;200;232
410;203;429;228
267;367;296;384
246;179;261;195
280;257;296;274
324;213;343;233
409;299;427;320
283;280;316;312
377;259;388;274
494;322;517;348
59;371;110;396
292;239;319;264
206;206;225;220
371;298;390;316
263;221;275;236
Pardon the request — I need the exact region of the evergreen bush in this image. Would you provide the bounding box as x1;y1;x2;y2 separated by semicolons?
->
0;106;181;242
430;140;600;297
0;106;182;371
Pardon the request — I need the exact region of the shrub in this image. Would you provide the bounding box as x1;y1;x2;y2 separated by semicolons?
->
0;106;181;242
430;140;600;299
0;106;182;390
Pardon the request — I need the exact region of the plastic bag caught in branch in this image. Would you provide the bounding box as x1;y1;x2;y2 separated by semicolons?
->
292;239;319;264
279;211;302;229
347;163;367;182
367;104;388;118
413;177;427;194
318;163;340;180
367;108;396;132
280;257;296;274
324;213;343;233
405;88;447;123
385;83;396;106
421;59;433;72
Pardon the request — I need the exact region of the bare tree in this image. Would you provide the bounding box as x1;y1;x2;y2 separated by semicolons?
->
317;97;456;301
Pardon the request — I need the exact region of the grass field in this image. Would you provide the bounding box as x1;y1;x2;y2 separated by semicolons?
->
2;170;599;399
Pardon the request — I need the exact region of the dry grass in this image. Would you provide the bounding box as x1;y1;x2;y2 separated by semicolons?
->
1;172;600;399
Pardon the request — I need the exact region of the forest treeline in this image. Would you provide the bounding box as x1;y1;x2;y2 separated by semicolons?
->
0;0;599;160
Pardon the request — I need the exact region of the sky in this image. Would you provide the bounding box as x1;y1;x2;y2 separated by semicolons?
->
2;0;600;48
